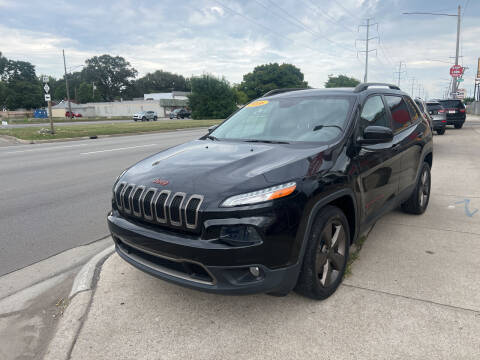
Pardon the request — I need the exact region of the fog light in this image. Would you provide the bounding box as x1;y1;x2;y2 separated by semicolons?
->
219;225;262;246
249;266;260;277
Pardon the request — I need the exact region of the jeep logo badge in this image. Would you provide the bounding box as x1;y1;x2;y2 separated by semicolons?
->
153;178;169;186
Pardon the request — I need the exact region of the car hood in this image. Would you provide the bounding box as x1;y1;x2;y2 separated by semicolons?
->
120;139;332;206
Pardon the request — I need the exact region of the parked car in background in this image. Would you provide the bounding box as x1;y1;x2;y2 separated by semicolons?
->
414;98;432;130
65;111;82;118
133;111;158;122
436;99;466;129
109;83;433;300
169;108;191;119
426;101;447;135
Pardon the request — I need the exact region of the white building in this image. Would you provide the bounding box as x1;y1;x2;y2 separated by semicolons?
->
51;92;189;118
144;91;189;101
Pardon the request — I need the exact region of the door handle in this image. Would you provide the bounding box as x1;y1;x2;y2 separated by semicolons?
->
392;143;401;152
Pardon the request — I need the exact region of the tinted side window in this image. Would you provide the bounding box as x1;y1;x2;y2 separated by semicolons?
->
385;96;412;133
359;96;388;134
405;97;421;122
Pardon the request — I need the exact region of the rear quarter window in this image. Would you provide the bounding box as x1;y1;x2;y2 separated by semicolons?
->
385;95;413;133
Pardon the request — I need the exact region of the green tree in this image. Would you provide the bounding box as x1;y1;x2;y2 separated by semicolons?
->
5;81;43;109
0;81;7;109
1;59;36;82
239;63;308;101
77;82;94;103
188;75;237;119
232;85;248;105
0;52;7;76
324;74;360;88
137;70;190;93
82;55;137;101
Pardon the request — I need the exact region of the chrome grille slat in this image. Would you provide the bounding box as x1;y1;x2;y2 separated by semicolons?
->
115;183;202;231
185;195;204;229
169;192;186;226
154;190;171;224
132;186;145;217
114;182;126;210
122;185;134;214
141;188;157;220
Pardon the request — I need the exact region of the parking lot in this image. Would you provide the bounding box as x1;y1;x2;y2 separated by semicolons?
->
50;117;480;359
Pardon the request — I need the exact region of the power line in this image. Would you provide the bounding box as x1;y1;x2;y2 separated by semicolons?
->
258;0;355;52
212;0;324;55
331;0;360;21
302;0;357;33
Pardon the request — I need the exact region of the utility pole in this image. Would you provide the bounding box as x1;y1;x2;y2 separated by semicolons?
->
357;18;378;83
403;6;461;99
452;5;461;98
394;61;407;88
63;49;73;119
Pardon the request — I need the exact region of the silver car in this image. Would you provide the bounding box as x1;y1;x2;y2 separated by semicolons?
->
133;111;158;121
426;101;447;135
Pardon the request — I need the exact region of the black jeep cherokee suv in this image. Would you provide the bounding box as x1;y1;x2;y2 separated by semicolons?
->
108;83;433;300
437;99;466;129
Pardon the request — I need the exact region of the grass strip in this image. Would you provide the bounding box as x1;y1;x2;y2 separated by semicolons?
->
0;120;222;140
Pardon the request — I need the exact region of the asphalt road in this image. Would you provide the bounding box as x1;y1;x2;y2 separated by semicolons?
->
0;128;207;276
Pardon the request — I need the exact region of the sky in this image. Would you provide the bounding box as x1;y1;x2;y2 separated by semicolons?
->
0;0;478;99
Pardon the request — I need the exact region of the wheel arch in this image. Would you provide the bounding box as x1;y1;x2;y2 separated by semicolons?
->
298;189;359;256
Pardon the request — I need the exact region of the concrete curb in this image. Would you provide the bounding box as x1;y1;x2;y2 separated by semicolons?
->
69;245;115;298
44;245;115;360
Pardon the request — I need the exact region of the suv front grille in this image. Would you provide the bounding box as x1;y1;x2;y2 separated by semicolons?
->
114;182;204;231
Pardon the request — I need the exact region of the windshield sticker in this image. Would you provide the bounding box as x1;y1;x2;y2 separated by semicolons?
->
246;100;269;108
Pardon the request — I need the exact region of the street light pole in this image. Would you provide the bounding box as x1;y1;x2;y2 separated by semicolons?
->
452;5;461;97
403;6;461;99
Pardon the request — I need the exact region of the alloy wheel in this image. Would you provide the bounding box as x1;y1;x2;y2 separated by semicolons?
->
419;169;430;208
315;220;347;287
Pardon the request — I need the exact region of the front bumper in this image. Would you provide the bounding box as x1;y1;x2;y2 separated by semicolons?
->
108;212;301;294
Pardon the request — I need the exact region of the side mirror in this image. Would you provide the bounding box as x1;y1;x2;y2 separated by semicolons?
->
357;125;393;145
208;125;218;134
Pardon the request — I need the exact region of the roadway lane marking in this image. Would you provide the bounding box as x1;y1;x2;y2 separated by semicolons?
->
1;143;90;155
80;144;158;155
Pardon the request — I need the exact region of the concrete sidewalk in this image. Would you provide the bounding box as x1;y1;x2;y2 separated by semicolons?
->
48;119;480;359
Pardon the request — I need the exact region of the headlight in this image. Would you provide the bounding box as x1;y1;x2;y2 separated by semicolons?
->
221;182;297;207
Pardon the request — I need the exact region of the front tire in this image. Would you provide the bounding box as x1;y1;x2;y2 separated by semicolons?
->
436;128;445;135
401;162;431;214
153;116;157;121
295;206;350;300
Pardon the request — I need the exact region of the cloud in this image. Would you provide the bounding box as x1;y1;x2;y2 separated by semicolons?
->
0;0;478;98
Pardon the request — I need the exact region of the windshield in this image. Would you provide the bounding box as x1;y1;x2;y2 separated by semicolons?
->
211;95;355;143
438;100;464;108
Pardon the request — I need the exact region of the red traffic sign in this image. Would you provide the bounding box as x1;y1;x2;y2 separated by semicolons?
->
450;65;463;77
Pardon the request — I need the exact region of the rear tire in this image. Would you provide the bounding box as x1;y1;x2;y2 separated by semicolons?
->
142;117;146;122
436;128;445;135
454;123;463;129
153;116;157;121
401;162;431;214
295;205;350;300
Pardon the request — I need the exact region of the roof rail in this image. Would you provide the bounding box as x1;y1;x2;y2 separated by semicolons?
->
354;83;400;93
262;88;308;97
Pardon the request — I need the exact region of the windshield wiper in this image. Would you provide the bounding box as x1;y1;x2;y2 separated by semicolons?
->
312;124;343;132
243;139;290;144
207;135;219;141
